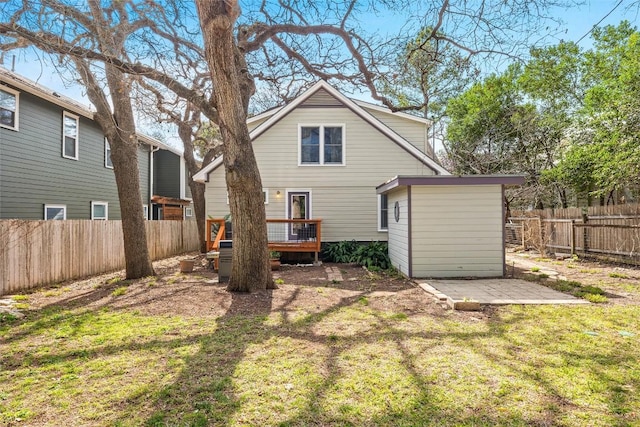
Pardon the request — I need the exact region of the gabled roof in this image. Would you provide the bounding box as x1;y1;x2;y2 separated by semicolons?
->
0;66;94;119
194;80;449;182
1;66;183;157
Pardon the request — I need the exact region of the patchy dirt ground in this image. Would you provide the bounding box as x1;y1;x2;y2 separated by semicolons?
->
20;253;469;320
13;249;640;320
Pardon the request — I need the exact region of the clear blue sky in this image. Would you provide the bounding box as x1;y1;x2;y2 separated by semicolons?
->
2;1;638;109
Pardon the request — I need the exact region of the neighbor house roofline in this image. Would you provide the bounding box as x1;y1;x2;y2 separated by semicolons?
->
0;67;182;157
0;66;94;119
194;80;449;182
376;175;526;194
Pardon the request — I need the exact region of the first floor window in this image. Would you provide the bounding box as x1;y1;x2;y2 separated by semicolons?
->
0;86;19;130
379;194;388;231
300;125;344;165
62;112;79;160
44;204;66;220
91;201;108;220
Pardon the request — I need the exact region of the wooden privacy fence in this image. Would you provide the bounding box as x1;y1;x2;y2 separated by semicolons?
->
0;220;199;295
507;204;640;264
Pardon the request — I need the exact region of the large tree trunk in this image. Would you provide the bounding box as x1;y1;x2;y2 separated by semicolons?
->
77;60;155;279
196;0;274;292
106;67;155;278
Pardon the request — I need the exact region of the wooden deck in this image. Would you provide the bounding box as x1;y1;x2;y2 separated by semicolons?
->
206;218;322;263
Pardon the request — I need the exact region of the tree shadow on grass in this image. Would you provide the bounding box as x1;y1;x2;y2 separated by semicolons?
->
132;283;549;426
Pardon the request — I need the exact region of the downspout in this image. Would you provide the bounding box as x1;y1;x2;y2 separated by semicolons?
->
179;155;186;200
150;146;159;219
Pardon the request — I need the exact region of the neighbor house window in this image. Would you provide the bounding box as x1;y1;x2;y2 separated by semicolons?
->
44;204;66;220
299;125;344;165
378;194;388;231
91;201;108;220
184;207;193;218
105;138;113;168
143;204;149;219
0;85;19;130
62;112;79;160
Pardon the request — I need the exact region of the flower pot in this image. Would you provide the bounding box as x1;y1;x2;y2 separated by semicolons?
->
270;259;281;271
179;259;195;273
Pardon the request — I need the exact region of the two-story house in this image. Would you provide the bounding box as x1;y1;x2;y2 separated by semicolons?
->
0;67;191;221
193;81;523;278
193;80;448;242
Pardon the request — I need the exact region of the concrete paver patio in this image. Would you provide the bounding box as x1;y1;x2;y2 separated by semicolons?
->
417;279;589;307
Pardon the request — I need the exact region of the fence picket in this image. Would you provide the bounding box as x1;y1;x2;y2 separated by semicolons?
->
508;203;640;264
0;220;199;295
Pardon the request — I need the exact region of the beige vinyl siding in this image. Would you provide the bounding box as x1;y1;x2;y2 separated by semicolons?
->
386;188;410;275
299;88;343;106
360;106;428;155
410;185;504;277
204;106;436;241
247;116;270;133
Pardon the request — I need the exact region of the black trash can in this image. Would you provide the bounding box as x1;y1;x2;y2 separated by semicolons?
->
218;240;232;283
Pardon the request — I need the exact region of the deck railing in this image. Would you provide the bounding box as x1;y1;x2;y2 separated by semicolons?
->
206;218;322;262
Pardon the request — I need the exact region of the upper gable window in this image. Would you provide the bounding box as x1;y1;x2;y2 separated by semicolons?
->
0;85;19;130
299;125;345;165
62;112;79;160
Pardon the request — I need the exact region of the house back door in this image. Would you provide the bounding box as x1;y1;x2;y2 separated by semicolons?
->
288;192;310;240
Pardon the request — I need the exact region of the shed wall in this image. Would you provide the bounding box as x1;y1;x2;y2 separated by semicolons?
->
410;185;504;277
386;187;410;276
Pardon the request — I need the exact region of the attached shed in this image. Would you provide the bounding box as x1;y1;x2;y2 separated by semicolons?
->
376;175;524;278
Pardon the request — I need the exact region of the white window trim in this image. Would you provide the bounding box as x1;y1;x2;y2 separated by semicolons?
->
378;194;389;232
91;201;108;220
298;124;346;166
62;111;79;160
184;207;193;218
0;85;19;131
105;138;113;169
44;204;66;220
143;204;149;220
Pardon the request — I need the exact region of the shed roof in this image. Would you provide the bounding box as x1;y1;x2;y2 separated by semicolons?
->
376;175;526;194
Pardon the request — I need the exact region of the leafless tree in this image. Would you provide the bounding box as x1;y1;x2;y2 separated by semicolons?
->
1;0;573;291
134;77;221;253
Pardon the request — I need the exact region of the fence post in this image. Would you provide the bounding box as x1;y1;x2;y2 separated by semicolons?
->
521;220;526;249
582;212;589;254
570;219;576;255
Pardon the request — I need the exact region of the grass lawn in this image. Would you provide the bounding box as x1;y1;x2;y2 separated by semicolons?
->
1;261;639;426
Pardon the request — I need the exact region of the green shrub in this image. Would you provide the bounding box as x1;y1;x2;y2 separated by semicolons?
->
353;241;391;270
323;240;391;270
323;240;360;263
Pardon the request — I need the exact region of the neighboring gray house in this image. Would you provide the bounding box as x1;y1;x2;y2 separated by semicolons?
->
0;67;191;221
193;80;449;242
